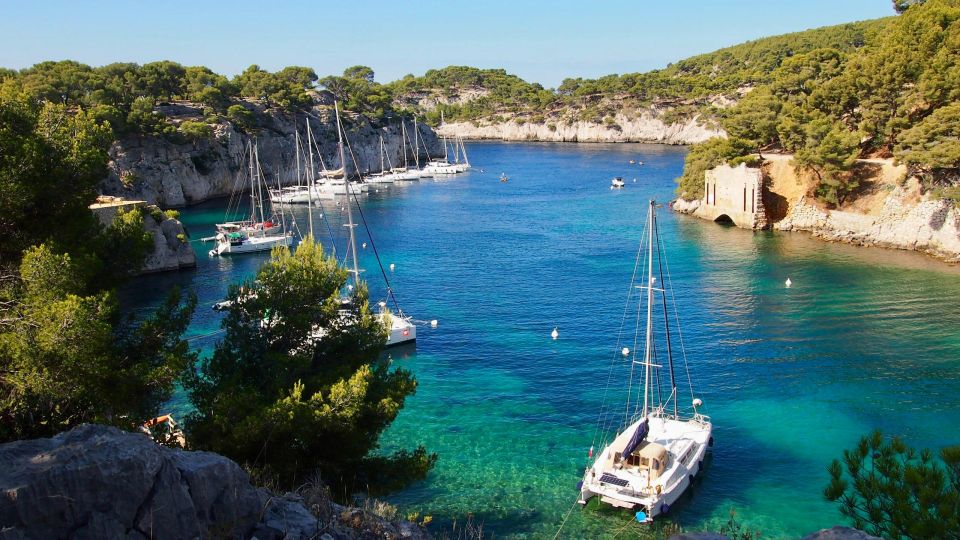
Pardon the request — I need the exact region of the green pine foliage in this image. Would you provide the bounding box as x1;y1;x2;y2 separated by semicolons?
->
184;237;435;494
678;0;960;205
0;245;197;442
825;430;960;539
0;84;196;444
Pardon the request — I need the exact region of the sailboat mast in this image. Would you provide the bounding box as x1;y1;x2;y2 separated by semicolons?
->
303;119;315;238
655;209;679;419
413;117;420;167
461;137;470;166
380;135;385;172
254;143;267;227
336;101;361;287
642;200;655;417
248;140;256;227
401;121;408;168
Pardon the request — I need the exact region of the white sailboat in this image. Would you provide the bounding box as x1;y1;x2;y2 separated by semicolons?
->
390;120;421;181
451;136;471;172
364;135;397;184
334;103;416;347
211;141;293;256
578;200;712;521
270;120;335;204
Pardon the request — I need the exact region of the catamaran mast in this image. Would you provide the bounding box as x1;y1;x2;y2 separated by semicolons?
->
655;208;679;419
642;200;655;417
336;101;361;287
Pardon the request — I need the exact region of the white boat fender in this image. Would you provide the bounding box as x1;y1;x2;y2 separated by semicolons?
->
430;319;438;327
588;445;594;458
551;327;559;340
693;398;703;407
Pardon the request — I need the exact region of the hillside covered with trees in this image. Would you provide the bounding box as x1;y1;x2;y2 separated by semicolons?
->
386;19;888;127
677;0;960;205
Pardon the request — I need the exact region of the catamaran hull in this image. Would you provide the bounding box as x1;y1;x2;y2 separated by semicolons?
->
579;416;712;521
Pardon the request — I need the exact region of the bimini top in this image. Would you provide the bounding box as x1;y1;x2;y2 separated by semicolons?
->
635;440;667;463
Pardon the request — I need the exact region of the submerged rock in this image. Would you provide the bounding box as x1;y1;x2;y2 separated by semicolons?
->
801;526;881;539
0;425;427;540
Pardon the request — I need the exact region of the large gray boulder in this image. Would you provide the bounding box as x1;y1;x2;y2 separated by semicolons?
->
0;425;427;540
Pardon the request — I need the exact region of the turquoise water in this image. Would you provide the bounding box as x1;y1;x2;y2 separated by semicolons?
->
123;142;960;539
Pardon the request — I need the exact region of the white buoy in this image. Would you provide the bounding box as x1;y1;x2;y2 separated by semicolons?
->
785;278;792;288
693;398;703;408
430;319;438;327
378;301;386;308
347;284;354;291
362;242;367;249
551;327;559;340
389;263;395;271
621;347;630;357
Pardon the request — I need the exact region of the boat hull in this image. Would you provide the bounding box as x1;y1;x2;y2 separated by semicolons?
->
579;415;712;520
210;234;293;256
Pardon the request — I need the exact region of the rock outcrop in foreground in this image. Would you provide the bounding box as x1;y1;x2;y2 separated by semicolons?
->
0;425;426;540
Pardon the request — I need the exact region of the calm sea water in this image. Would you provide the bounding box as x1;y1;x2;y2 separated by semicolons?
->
123;142;960;539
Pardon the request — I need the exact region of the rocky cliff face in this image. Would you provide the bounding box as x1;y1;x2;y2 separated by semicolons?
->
776;193;960;263
437;112;722;145
674;156;960;263
100;102;443;208
0;424;428;540
141;209;196;273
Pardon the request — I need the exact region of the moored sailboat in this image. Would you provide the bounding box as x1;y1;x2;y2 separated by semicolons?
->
210;141;293;256
578;200;712;521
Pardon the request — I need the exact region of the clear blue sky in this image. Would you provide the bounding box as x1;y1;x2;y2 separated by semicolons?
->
0;0;895;88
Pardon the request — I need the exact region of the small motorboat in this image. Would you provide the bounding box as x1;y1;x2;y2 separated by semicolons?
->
500;173;509;182
611;177;625;189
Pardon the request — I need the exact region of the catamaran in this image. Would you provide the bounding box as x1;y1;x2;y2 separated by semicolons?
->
578;200;712;521
210;141;293;256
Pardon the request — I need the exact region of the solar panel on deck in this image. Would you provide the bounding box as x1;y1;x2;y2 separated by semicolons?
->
599;473;629;487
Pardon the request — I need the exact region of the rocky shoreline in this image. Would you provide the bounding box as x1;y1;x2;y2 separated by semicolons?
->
437;113;722;145
673;156;960;264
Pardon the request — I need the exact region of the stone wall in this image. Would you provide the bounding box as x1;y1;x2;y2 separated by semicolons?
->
684;163;766;229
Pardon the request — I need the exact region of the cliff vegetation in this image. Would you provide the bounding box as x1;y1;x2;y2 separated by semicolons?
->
678;0;960;205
